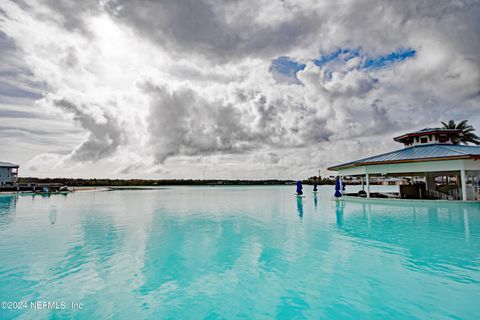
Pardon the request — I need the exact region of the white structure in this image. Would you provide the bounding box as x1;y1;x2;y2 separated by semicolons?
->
328;128;480;201
393;128;463;147
0;161;19;186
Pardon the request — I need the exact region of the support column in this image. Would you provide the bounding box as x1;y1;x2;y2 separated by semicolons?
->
366;173;370;198
339;175;342;195
461;169;467;201
361;176;364;191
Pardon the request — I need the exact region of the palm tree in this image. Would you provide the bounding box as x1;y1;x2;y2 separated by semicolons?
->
441;120;480;145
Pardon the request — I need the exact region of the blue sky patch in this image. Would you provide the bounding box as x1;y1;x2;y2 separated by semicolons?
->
313;48;361;67
269;56;306;84
362;48;416;70
270;47;416;84
314;47;416;70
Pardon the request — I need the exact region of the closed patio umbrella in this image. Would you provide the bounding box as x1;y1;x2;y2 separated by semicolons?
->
334;177;342;198
296;181;303;195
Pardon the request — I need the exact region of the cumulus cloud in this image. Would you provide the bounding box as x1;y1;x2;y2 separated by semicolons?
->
53;98;128;161
143;82;255;163
0;0;479;178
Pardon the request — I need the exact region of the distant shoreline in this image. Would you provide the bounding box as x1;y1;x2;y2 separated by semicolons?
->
17;177;342;187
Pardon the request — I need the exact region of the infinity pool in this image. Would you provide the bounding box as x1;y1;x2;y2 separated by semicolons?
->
0;186;479;319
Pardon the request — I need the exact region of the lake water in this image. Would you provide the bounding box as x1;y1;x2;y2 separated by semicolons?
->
0;186;479;319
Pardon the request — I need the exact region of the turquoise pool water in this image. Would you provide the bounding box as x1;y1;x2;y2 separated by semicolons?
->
0;186;479;319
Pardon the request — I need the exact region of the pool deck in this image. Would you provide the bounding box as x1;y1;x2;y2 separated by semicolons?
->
338;195;480;205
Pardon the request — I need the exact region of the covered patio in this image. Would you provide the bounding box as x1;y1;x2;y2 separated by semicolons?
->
328;132;480;201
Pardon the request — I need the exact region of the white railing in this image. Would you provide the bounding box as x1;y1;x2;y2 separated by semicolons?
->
448;188;461;200
425;188;453;200
473;186;480;201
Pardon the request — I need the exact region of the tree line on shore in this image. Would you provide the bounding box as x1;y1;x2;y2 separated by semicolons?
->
17;176;340;186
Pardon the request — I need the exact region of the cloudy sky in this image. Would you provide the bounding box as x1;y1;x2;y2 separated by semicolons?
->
0;0;479;179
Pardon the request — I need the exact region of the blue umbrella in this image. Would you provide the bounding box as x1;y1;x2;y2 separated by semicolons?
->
334;177;342;198
296;181;303;195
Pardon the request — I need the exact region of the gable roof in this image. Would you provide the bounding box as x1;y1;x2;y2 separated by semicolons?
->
0;161;19;168
328;144;480;171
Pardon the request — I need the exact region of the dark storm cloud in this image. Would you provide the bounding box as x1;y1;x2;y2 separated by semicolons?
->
38;0;320;60
111;0;320;60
